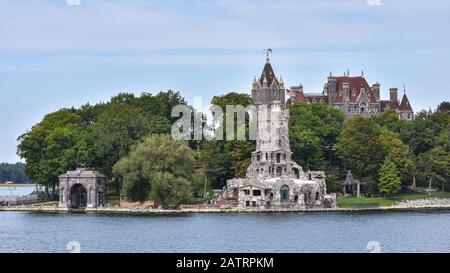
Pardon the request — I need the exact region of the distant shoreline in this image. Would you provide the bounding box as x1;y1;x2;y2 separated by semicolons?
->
2;204;450;214
0;184;35;188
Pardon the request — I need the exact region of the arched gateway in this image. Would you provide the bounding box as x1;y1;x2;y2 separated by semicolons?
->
58;167;107;209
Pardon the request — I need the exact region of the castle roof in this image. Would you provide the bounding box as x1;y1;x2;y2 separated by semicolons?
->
259;60;278;87
380;100;399;111
331;76;378;103
399;93;413;111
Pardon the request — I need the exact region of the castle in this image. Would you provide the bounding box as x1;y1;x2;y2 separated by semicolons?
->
218;57;336;209
287;71;414;120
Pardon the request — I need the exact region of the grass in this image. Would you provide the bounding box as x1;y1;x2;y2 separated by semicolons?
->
0;184;36;188
337;196;398;208
338;190;450;208
28;201;59;207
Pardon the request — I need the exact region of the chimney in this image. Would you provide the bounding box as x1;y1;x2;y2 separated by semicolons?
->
372;82;380;100
389;88;398;102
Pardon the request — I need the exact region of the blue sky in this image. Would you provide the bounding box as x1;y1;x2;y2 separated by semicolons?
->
1;0;449;163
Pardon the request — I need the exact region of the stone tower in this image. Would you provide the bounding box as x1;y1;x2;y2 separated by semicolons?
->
246;102;306;180
218;56;336;209
251;57;285;105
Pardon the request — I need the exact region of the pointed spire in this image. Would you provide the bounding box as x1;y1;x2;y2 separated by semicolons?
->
403;84;406;94
330;71;332;77
361;69;364;77
262;74;269;88
347;68;350;76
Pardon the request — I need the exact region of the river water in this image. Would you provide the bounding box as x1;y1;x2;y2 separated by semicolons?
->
1;210;450;253
0;186;35;197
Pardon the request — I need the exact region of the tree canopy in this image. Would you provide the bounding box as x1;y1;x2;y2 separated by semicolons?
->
113;134;196;207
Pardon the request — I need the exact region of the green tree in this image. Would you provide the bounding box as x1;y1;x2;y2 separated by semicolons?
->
113;134;195;207
372;109;407;134
89;104;152;192
289;129;323;170
379;159;401;196
437;101;450;114
289;102;344;168
335;116;384;180
378;129;415;186
417;146;449;193
200;92;255;188
17;109;88;197
0;162;31;184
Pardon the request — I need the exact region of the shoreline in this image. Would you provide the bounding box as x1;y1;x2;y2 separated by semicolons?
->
2;204;450;214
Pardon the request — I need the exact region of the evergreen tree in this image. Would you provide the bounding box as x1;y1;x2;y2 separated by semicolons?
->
379;159;401;196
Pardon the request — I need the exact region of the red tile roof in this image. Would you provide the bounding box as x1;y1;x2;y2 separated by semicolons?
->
399;94;413;111
380;100;399;112
331;76;377;103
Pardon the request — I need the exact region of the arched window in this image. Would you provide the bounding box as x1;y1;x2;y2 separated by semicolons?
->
294;195;299;203
360;101;367;113
276;167;282;177
280;185;289;203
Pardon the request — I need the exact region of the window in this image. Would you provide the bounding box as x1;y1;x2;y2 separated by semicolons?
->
276;154;281;163
246;201;250;207
252;201;257;207
280;185;289;203
276;167;282;177
256;154;260;161
294;195;299;203
253;190;261;196
244;190;250;195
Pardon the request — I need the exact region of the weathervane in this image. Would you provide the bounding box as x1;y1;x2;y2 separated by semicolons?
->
263;48;272;61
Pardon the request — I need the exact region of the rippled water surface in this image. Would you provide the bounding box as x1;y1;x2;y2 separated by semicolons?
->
1;210;450;253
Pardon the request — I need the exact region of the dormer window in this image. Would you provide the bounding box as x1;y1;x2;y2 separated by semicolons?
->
352;90;356;96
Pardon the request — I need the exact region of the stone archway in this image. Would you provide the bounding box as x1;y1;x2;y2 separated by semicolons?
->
59;167;107;209
69;184;87;209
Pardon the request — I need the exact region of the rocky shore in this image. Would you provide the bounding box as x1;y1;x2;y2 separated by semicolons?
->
2;198;450;214
397;198;450;208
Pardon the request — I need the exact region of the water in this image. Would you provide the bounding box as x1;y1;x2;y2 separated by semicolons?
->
0;186;35;197
1;210;450;253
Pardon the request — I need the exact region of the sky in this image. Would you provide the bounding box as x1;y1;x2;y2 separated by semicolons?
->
1;0;450;163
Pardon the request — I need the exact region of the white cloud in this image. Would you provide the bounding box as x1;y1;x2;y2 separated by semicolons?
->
66;0;81;6
367;0;381;6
